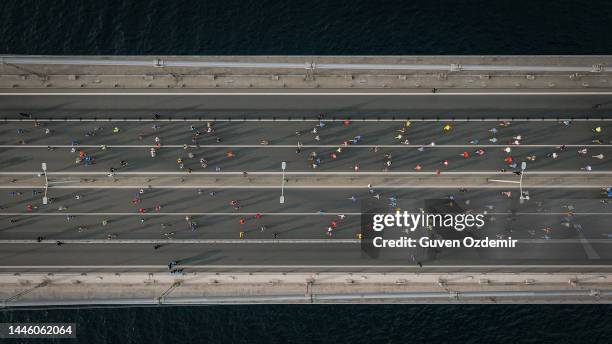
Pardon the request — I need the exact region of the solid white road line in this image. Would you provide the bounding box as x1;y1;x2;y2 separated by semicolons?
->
1;239;359;244
0;212;362;216
3;144;611;148
3;118;612;122
0;265;610;269
0;171;609;175
577;230;601;260
1;239;612;244
0;212;609;216
2;92;612;96
46;179;83;185
0;185;606;189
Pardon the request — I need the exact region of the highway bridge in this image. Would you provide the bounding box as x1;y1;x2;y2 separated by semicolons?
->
0;58;611;304
0;90;609;268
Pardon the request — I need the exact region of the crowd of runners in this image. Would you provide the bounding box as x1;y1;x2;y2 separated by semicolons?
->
3;118;611;242
10;118;609;174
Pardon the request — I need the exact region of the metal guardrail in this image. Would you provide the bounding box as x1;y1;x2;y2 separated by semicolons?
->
1;56;610;73
2;289;610;307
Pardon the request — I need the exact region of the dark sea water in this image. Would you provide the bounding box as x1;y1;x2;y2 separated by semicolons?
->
2;1;612;343
1;0;612;55
1;305;612;344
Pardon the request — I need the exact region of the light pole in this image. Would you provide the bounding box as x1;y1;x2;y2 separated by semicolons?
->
41;162;48;205
519;161;529;202
280;162;286;204
488;161;529;202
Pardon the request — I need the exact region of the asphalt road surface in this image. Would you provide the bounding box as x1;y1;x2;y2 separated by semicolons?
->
0;92;610;271
0;120;609;173
0;91;611;118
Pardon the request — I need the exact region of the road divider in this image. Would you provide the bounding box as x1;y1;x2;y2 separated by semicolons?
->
2;144;611;148
0;173;608;189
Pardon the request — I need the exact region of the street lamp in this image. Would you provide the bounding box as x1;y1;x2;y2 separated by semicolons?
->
519;161;529;202
280;161;286;204
41;162;48;205
488;162;529;203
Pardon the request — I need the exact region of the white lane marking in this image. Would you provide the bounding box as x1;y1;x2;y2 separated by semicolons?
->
489;179;521;184
2;239;359;244
47;180;82;185
0;212;609;216
0;265;609;270
2;92;612;96
3;118;612;122
0;185;606;189
1;239;612;244
0;239;470;245
0;171;609;175
0;265;611;269
577;230;601;259
0;212;362;216
2;144;611;148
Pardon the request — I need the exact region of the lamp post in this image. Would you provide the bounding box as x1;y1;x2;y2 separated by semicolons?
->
41;163;48;205
280;162;286;204
488;162;529;202
519;161;529;203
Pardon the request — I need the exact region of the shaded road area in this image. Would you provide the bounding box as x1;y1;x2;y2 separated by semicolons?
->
0;92;611;118
2;242;612;269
